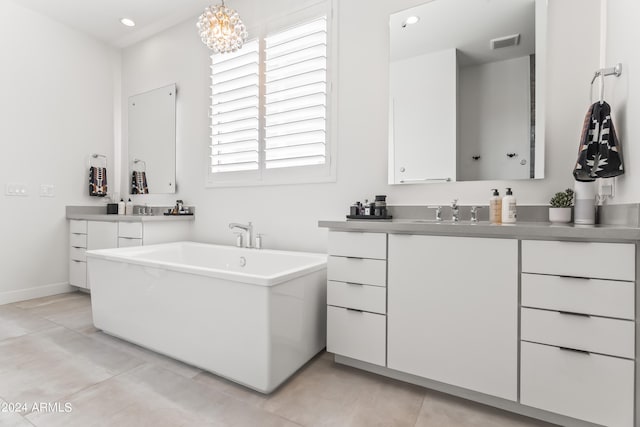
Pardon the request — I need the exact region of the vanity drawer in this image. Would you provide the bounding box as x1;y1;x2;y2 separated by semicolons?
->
69;246;87;262
328;231;386;260
327;281;386;314
70;233;88;248
328;256;386;287
327;306;386;366
118;237;143;248
70;220;87;234
118;222;143;239
520;341;633;427
521;240;635;281
69;260;87;288
521;307;634;359
522;273;634;320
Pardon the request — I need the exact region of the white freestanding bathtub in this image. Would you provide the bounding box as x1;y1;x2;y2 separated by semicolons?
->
86;241;327;393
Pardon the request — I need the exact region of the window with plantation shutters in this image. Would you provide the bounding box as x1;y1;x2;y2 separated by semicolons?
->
210;39;259;174
207;12;332;186
264;17;327;169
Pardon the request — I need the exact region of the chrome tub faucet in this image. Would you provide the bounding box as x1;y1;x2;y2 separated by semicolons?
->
229;222;253;248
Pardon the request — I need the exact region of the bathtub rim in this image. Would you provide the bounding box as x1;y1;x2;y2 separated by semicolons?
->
86;241;327;287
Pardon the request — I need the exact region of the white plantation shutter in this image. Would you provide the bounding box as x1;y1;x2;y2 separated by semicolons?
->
207;12;332;185
264;17;327;169
210;39;260;173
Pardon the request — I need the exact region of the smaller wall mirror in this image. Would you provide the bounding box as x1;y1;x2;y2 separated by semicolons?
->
128;83;176;194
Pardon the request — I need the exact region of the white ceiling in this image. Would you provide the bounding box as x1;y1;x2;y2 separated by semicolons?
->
390;0;536;66
16;0;215;48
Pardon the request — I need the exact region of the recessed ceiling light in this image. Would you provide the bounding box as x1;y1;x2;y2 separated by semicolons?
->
402;16;420;27
120;18;136;27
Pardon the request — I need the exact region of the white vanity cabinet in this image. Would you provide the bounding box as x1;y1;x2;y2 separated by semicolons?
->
321;221;640;426
118;222;143;247
326;231;387;366
520;240;636;427
88;221;118;250
70;220;118;289
68;218;191;290
387;234;518;401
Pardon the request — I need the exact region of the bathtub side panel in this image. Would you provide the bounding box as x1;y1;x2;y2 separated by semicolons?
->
267;268;327;392
88;258;271;391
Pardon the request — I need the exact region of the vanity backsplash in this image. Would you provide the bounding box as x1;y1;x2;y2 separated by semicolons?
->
387;203;640;227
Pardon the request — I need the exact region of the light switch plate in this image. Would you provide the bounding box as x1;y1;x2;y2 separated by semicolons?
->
40;184;55;197
5;183;28;196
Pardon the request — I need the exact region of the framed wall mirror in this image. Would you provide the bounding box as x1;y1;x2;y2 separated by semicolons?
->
388;0;546;184
128;83;177;194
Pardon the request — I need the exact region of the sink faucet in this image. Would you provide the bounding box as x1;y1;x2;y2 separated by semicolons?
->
229;222;253;248
451;199;459;222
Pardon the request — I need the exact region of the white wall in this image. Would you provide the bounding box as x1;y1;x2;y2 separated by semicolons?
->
458;56;531;181
603;0;640;204
0;1;117;301
120;0;603;253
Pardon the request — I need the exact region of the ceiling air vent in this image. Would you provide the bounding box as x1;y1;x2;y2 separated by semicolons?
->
490;33;521;50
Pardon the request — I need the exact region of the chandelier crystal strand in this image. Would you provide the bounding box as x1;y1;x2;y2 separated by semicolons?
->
197;1;248;54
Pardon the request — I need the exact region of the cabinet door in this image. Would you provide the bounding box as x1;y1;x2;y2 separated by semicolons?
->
387;234;518;401
87;221;118;250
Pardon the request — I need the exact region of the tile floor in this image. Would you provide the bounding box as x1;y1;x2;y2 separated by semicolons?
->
0;292;554;427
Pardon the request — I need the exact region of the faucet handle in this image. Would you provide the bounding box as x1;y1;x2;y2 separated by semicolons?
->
233;232;244;248
427;205;443;221
451;199;459;208
470;206;481;223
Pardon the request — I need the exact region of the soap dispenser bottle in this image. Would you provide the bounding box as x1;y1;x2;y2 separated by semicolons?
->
501;188;517;223
125;198;134;215
489;189;502;224
118;198;125;215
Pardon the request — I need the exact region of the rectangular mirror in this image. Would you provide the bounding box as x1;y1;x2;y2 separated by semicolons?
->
388;0;546;184
128;83;176;194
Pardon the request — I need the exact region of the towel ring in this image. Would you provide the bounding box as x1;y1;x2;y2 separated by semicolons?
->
90;154;107;168
133;158;147;172
590;63;622;104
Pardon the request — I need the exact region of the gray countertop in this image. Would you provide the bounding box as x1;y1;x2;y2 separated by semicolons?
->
66;205;195;222
318;219;640;243
67;213;195;222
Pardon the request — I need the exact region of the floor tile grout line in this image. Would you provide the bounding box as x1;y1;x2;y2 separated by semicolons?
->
413;394;428;427
18;412;37;427
7;292;88;312
4;294;91;332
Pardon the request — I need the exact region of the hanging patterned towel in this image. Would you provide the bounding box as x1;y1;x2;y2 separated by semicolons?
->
89;166;108;197
573;101;624;181
131;171;149;194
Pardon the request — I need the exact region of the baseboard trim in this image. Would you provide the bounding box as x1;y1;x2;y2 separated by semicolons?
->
0;282;75;305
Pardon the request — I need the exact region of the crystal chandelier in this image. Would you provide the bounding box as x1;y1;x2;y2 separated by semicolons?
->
196;1;248;54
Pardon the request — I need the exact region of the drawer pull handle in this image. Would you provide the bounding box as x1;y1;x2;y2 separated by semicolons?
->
344;256;363;260
346;308;364;313
558;310;591;318
559;346;591;355
558;275;590;281
346;282;364;286
71;260;84;263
